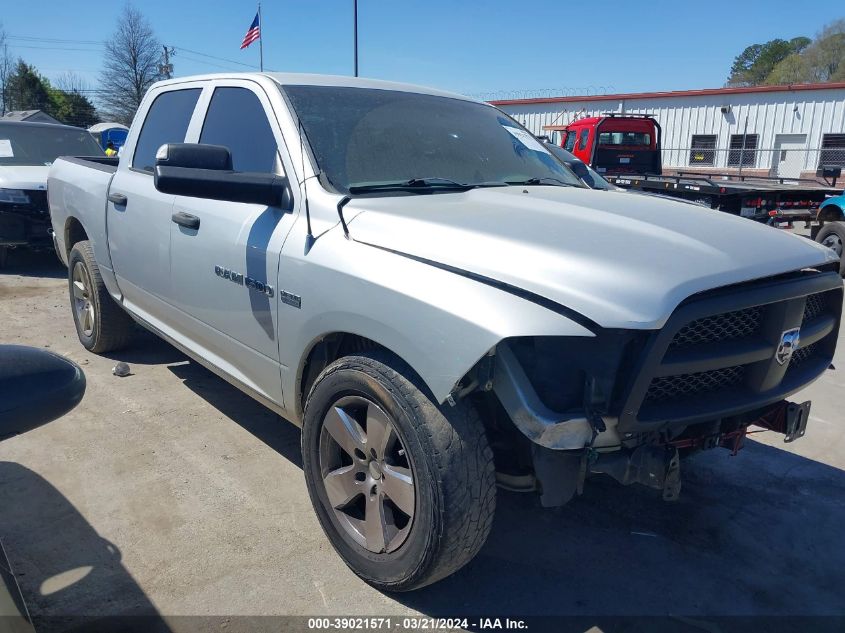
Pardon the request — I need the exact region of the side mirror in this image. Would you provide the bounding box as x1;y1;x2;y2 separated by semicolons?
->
153;143;293;210
0;346;86;440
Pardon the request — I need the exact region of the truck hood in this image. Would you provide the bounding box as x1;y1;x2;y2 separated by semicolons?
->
0;165;49;191
344;186;839;329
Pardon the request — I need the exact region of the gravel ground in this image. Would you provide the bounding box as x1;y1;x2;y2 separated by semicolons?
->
0;245;843;632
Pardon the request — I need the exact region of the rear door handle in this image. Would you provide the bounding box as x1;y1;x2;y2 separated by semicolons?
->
108;192;127;206
172;211;200;230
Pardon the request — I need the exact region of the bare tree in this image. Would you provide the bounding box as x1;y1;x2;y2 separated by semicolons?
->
99;5;163;124
56;71;92;94
0;23;14;115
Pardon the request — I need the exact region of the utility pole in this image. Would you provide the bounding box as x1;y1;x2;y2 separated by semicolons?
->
160;46;175;80
353;0;358;77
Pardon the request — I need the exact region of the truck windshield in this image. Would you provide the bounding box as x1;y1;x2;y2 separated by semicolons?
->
0;123;103;167
282;85;584;194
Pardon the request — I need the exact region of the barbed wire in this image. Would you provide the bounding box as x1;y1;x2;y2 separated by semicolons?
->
466;86;618;101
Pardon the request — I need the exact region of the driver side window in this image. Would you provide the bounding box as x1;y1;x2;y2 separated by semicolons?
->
563;131;576;152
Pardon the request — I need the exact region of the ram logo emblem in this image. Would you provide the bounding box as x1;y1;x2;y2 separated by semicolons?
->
775;327;801;366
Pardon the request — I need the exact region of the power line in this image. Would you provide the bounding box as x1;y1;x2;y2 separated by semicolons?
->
8;44;104;52
8;35;103;45
169;45;259;70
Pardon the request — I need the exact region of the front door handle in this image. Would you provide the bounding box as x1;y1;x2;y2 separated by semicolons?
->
108;192;127;206
172;211;200;230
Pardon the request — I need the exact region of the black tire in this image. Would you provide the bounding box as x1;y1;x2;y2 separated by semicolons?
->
816;221;845;277
302;351;496;591
68;240;135;353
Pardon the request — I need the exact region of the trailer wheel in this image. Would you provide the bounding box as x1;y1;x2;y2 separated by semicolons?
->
815;222;845;277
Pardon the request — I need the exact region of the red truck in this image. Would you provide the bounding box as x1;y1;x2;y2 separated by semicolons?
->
550;113;843;249
560;113;662;176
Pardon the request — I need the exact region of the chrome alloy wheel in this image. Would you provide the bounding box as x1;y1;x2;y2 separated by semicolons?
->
318;395;415;553
821;233;843;258
72;262;95;337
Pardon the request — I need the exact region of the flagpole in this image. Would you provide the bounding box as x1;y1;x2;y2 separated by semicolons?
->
353;0;358;77
258;2;264;72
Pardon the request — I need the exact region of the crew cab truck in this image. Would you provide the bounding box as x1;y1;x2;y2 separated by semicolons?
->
49;73;843;591
550;114;844;266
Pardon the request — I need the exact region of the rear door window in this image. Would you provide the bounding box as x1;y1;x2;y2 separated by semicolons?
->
200;87;279;173
132;88;201;172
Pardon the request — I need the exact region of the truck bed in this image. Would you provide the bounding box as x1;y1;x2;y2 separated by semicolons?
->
48;156;119;268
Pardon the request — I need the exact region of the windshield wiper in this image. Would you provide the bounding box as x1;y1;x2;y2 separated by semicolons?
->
506;177;579;188
348;177;507;194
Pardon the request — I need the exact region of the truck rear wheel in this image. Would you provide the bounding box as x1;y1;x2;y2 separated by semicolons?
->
816;221;845;277
68;240;135;353
301;351;496;591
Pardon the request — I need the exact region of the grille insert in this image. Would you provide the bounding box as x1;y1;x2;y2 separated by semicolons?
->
789;343;818;369
645;365;746;404
671;306;761;347
802;292;828;323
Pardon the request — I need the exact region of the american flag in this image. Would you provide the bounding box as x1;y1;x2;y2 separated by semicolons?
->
240;12;261;49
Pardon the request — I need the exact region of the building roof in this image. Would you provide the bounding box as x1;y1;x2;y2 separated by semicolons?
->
488;82;845;106
1;109;62;124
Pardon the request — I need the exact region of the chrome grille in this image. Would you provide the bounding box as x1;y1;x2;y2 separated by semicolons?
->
671;306;761;347
645;365;746;404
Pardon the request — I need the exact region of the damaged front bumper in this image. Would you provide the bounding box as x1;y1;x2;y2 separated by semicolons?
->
0;190;53;250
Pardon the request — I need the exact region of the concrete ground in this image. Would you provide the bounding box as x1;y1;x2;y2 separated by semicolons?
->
0;246;844;631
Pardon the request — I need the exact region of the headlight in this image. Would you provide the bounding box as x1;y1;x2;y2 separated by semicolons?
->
0;189;31;204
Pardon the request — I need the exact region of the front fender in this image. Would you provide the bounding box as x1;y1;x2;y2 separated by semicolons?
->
277;228;594;415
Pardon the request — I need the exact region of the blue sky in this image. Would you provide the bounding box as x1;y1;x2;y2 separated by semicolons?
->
1;0;841;98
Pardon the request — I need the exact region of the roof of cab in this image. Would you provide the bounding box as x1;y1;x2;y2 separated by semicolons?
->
150;72;477;103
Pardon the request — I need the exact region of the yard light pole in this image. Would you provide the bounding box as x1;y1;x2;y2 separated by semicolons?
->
353;0;358;77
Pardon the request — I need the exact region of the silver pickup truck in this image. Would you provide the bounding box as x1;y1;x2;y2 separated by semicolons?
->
49;73;843;590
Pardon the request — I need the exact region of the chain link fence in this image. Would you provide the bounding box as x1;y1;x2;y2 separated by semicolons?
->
662;147;845;180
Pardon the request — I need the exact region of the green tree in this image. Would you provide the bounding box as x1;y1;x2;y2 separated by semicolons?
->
47;87;98;127
5;60;98;126
5;60;50;112
799;20;845;82
764;53;806;84
727;37;811;86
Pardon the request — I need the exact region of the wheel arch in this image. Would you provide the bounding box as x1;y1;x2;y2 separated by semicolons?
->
64;216;90;258
818;204;844;223
296;331;443;423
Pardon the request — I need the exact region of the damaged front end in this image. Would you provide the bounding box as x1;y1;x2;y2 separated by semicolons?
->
468;266;841;508
0;188;53;254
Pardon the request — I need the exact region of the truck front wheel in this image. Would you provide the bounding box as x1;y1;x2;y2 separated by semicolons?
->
815;221;845;277
68;241;135;353
301;351;496;591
